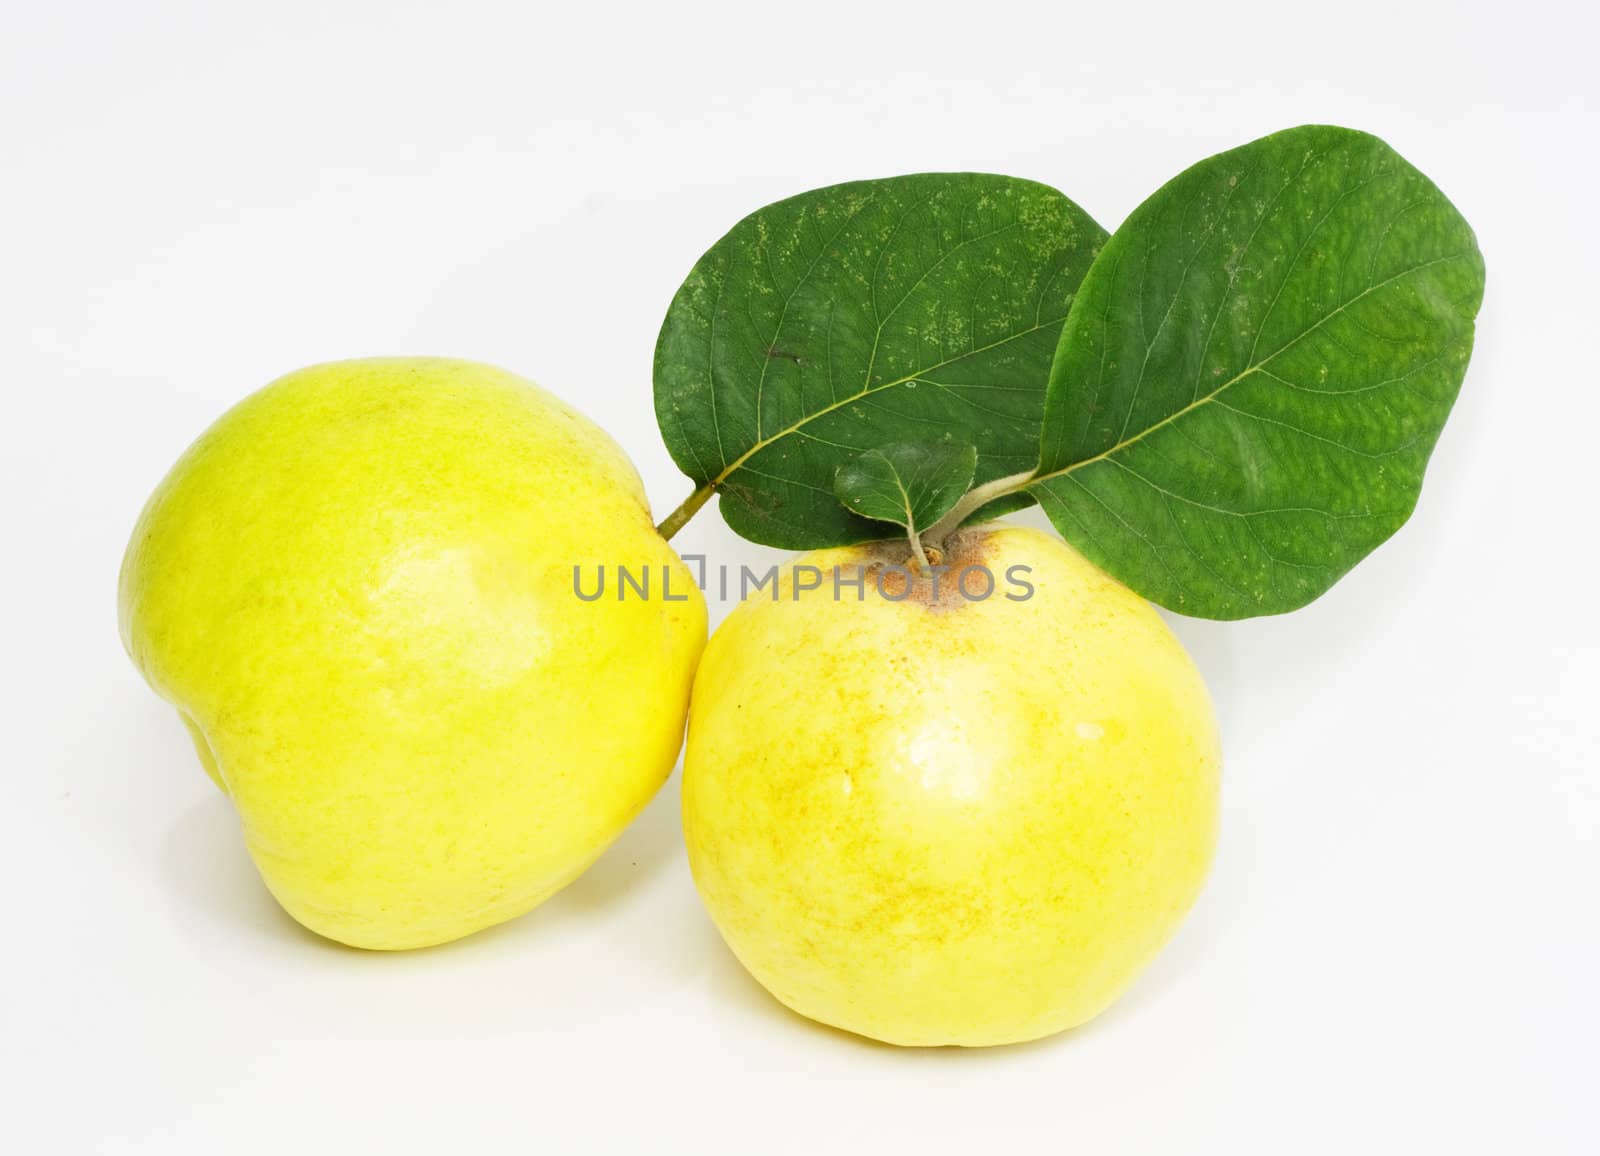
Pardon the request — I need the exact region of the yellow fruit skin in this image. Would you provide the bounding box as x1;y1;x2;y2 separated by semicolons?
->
120;358;706;950
682;526;1219;1046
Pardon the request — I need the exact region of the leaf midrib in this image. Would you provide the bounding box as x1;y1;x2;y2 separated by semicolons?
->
707;316;1066;489
1028;250;1472;491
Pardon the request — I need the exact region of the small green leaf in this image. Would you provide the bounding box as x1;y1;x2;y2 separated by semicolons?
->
833;441;978;535
654;172;1107;548
1030;125;1485;619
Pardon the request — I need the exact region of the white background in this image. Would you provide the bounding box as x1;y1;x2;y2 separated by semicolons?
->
3;1;1596;1151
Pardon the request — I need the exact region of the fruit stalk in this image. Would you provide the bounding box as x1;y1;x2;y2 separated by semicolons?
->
656;483;713;541
921;469;1036;549
659;483;716;541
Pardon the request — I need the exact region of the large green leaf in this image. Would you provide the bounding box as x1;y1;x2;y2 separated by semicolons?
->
654;173;1107;548
833;441;977;536
1030;125;1484;618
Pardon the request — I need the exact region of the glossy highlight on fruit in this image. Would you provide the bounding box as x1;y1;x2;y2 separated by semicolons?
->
682;526;1219;1046
120;358;706;949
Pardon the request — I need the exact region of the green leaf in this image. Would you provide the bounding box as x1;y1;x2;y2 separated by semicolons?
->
833;441;978;535
1029;125;1484;619
654;172;1107;548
